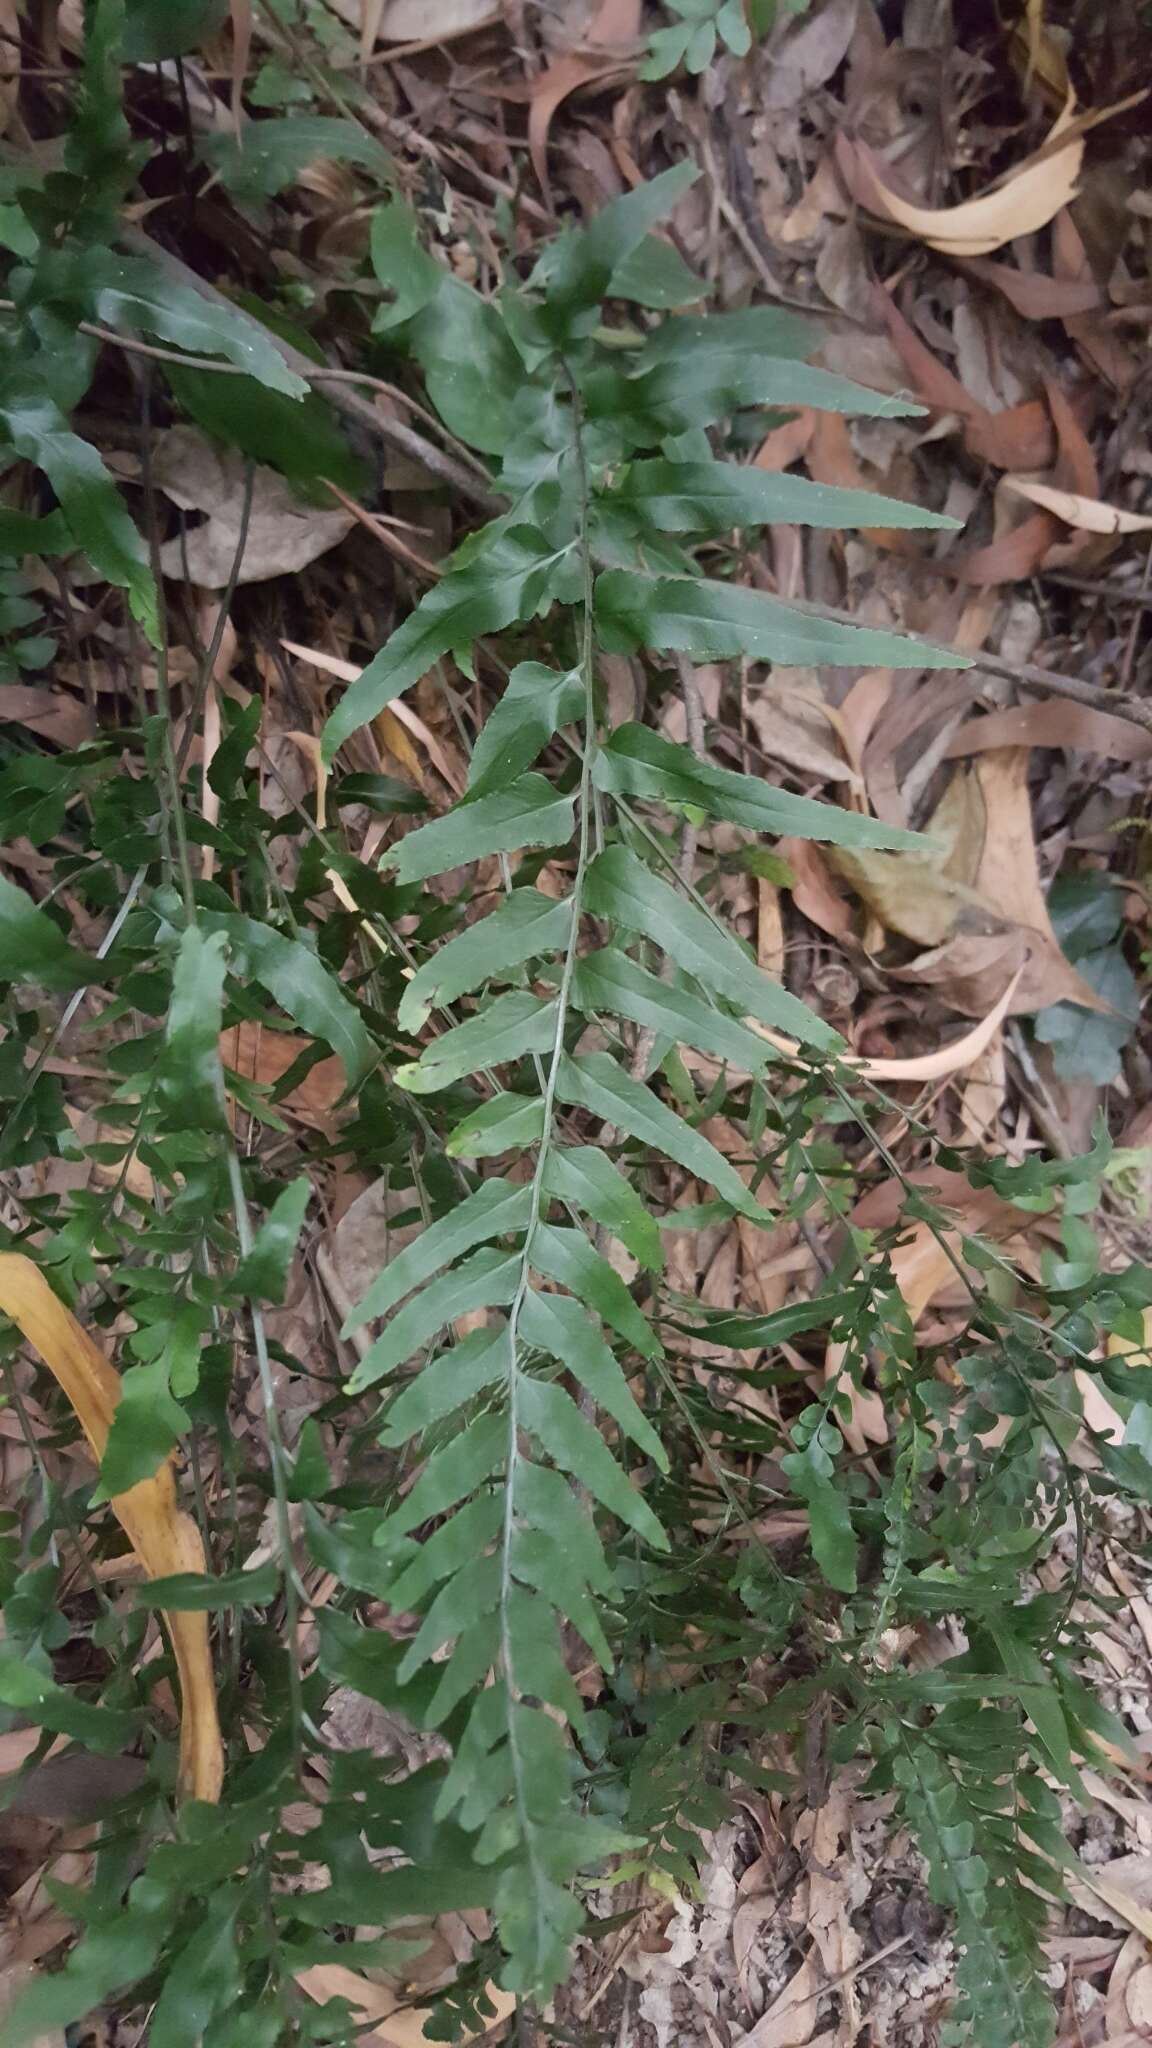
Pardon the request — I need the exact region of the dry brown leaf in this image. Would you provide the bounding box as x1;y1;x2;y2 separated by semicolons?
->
872;287;981;418
1054;207;1141;391
736;1950;821;2048
296;1961;515;2046
964;399;1058;474
1001;476;1152;535
329;1176;424;1312
222;1021;346;1132
891;931;1027;1019
836;101;1083;255
153;430;354;586
794;1782;863;2041
967;747;1108;1012
758;878;785;979
805;413;902;549
528;0;641;203
958;254;1102;320
0;1255;222;1803
1068;1854;1152;1940
754;410;816;472
281;640;465;794
945;701;1152;762
761;0;858;111
746;677;859;787
0;685;92;749
778;837;855;942
872;290;1057;471
958;1036;1007;1146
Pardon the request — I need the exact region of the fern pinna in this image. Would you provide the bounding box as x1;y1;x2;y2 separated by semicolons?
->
319;163;964;1999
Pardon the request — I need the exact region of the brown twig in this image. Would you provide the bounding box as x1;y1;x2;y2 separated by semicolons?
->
1041;569;1152;610
780;594;1152;735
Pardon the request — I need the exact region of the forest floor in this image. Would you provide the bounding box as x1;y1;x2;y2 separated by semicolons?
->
3;1;1152;2044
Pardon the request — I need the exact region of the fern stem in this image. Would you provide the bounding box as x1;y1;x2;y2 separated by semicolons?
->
494;361;601;1873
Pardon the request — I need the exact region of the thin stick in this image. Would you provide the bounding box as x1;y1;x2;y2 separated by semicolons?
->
780;593;1152;735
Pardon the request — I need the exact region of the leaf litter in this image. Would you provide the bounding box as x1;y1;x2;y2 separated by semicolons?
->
1;1;1152;2044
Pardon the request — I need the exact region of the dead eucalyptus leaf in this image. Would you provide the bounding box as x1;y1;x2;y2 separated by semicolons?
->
528;0;641;203
1001;477;1152;535
0;1255;223;1803
965;747;1108;1012
826;842;1000;947
736;1950;822;2047
835;101;1083;255
153;429;354;587
945;701;1152;762
746;677;859;786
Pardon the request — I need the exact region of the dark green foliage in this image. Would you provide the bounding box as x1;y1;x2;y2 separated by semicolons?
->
0;16;1145;2048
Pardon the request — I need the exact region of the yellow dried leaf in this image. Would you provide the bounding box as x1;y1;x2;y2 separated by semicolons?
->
747;968;1023;1082
1107;1307;1152;1365
1002;477;1152;535
837;102;1083;255
0;1255;223;1804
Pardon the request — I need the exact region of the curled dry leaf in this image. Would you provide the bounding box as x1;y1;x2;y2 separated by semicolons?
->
528;0;641;203
835;101;1084;255
821;751;1107;1017
1001;477;1152;535
745;676;860;787
748;969;1023;1083
0;1255;223;1803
